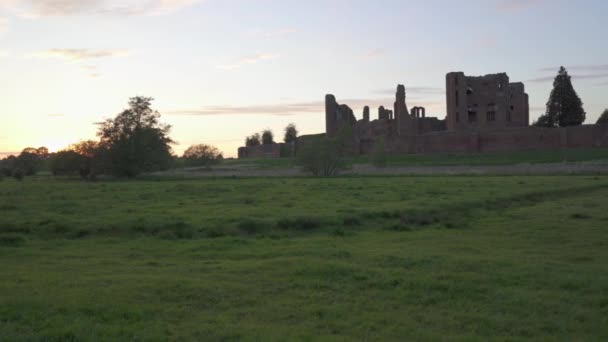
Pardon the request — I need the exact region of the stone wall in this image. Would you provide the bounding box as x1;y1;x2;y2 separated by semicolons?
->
238;144;282;159
386;124;608;155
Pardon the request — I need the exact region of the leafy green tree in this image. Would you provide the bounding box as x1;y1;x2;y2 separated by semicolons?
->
97;96;173;177
68;140;100;177
597;109;608;125
16;147;48;176
532;114;555;128
262;129;274;145
0;155;16;176
245;133;261;147
297;136;346;177
541;66;586;127
49;150;83;176
182;144;223;166
283;123;298;143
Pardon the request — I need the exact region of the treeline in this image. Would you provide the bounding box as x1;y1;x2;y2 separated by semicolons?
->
244;124;298;147
0;96;224;180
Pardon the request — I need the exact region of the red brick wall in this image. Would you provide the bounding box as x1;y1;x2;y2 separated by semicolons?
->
389;124;608;154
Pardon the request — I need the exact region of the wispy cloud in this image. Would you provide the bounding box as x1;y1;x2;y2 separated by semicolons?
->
29;48;132;62
373;87;445;96
497;0;543;12
539;64;608;72
217;53;279;70
528;73;608;83
0;0;204;18
167;97;445;118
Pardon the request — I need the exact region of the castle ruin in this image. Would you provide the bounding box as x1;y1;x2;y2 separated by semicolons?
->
239;72;608;158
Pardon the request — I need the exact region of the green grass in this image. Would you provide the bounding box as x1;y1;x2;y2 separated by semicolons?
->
1;176;608;340
224;147;608;170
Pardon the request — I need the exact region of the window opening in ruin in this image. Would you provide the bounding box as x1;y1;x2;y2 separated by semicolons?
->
455;91;459;105
468;111;477;123
487;111;496;122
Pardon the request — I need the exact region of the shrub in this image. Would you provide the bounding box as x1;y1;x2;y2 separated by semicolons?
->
297;137;345;177
277;217;322;231
570;213;591;220
0;234;26;247
237;219;265;235
343;216;362;227
12;168;24;181
0;167;11;177
182;144;224;167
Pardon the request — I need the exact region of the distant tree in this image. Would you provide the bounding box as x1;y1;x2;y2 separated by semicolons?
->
284;123;298;144
68;140;100;177
297;136;345;177
532;114;555;128
245;133;261;147
49;150;83;176
542;66;586;127
16;147;48;176
597;109;608;125
97;96;173;177
0;155;16;176
262;129;274;145
182;144;224;166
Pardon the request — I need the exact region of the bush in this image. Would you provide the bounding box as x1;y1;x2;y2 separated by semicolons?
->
343;216;362;227
12;169;24;181
182;144;224;167
237;219;265;235
0;234;26;247
277;217;322;231
297;137;345;177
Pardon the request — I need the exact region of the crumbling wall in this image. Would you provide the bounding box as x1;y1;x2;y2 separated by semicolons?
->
238;144;282;159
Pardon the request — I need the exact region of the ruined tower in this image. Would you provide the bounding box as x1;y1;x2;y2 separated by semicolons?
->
446;72;529;132
326;94;357;137
325;94;338;137
394;84;413;135
363;106;370;122
394;84;409;120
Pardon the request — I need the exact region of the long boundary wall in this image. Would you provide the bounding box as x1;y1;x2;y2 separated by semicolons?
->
389;125;608;154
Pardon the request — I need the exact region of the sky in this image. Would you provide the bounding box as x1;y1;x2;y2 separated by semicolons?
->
1;0;607;158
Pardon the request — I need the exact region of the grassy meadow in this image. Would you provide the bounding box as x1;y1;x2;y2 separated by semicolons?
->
221;147;608;170
1;175;608;340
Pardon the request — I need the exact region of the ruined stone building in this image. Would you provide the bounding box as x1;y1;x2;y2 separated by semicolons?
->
446;72;529;131
239;72;608;158
325;84;447;153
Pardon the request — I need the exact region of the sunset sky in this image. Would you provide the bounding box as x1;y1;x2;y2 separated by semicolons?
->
1;0;607;157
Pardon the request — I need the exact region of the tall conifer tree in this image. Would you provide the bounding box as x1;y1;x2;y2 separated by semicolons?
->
536;66;586;127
